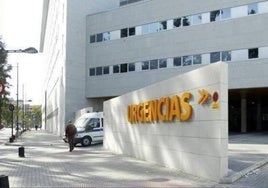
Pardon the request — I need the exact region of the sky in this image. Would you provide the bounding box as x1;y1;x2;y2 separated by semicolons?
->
0;0;45;105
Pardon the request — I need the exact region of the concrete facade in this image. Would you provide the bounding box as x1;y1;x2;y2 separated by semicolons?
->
86;0;268;132
40;0;118;135
86;0;268;97
40;0;268;135
104;62;228;181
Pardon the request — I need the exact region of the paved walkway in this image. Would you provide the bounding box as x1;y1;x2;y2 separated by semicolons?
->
0;130;268;188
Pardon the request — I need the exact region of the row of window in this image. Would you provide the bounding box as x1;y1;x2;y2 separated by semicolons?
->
89;47;263;76
89;1;268;43
120;0;144;6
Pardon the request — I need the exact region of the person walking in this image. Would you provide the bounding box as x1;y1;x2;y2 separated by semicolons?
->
65;120;77;152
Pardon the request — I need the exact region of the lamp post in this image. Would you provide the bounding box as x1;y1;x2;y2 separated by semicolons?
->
0;47;38;139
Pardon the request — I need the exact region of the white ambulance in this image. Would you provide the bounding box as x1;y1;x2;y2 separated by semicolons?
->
63;112;104;146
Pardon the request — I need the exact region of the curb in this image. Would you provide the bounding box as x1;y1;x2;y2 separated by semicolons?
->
4;142;23;146
220;157;268;184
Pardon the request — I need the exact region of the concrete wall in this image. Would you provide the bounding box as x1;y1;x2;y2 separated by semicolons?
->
104;62;228;181
41;0;118;135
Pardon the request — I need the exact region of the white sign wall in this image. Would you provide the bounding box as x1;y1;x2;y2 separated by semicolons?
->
104;62;228;181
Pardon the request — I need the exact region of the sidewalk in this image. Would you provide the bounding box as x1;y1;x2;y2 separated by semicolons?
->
1;130;268;188
1;130;214;188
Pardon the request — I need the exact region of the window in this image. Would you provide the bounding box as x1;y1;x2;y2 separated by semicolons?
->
129;63;135;72
150;60;158;70
150;22;159;33
96;67;102;76
222;51;231;61
120;0;127;6
142;61;149;70
120;64;128;73
159;21;167;30
192;14;202;25
183;56;192;66
103;32;110;41
121;28;128;38
103;66;109;74
210;52;221;63
248;48;258;59
96;33;103;42
210;10;221;22
221;8;231;20
159;59;167;68
248;3;258;15
90;35;96;43
129;27;136;36
173;18;181;28
193;55;201;64
183;16;191;26
113;65;120;73
173;57;181;66
141;24;149;34
86;118;100;130
89;68;95;76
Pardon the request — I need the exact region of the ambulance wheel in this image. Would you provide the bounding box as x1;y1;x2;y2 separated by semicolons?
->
81;137;92;146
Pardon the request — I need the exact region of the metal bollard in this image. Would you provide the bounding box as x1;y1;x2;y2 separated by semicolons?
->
0;175;10;188
18;146;25;157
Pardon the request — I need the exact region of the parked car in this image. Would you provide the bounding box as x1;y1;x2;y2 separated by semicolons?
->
63;112;103;146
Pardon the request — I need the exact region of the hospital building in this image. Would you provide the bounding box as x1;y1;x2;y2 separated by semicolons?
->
40;0;268;135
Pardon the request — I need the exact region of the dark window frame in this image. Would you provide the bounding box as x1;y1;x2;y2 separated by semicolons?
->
121;28;128;38
248;48;259;59
89;68;96;76
120;63;128;73
113;65;120;73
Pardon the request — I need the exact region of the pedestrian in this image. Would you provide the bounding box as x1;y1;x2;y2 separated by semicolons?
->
65;120;77;152
35;125;38;131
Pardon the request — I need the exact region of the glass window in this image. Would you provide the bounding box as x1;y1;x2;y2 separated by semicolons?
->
120;0;127;6
248;48;259;59
173;57;181;66
183;16;191;26
103;32;110;41
248;3;258;15
173;18;181;28
159;21;167;30
221;51;231;61
210;10;221;22
96;67;102;76
96;33;103;42
129;63;135;72
193;55;201;64
142;61;149;70
150;60;158;70
159;59;167;68
103;66;109;74
89;68;95;76
90;35;96;43
183;56;192;66
141;24;149;34
210;52;221;63
129;27;136;36
120;64;128;73
150;22;159;33
221;8;231;20
121;28;128;38
113;65;120;73
192;14;202;25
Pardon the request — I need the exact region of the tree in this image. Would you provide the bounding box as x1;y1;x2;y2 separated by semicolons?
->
0;38;12;127
31;106;42;128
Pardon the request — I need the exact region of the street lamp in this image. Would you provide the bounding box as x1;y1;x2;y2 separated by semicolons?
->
1;47;38;54
0;47;38;141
